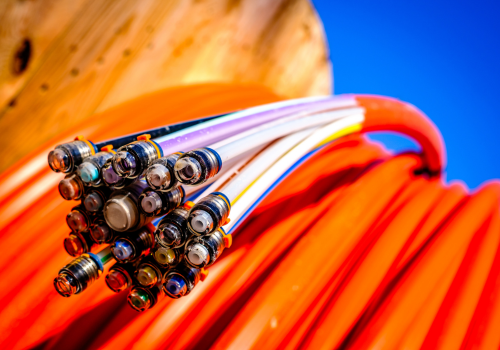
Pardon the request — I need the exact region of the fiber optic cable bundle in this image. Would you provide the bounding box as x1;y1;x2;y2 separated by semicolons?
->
50;94;368;309
0;85;499;350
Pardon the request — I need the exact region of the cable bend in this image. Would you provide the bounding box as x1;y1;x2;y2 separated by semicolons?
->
351;94;446;176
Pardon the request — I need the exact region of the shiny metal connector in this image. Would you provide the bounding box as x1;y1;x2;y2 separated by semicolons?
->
103;181;150;232
174;148;221;185
110;224;156;263
63;231;96;257
48;138;96;173
138;186;184;217
54;247;112;297
77;150;114;187
145;153;182;191
187;193;231;236
58;173;85;201
112;138;162;179
128;285;164;312
163;263;207;299
185;228;232;268
155;206;190;248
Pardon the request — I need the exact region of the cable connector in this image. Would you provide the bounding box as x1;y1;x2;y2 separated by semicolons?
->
174;148;221;185
187;193;231;236
112;136;163;179
66;204;92;232
136;255;170;287
58;173;85;201
54;247;112;297
89;219;115;244
110;224;155;263
83;187;111;213
155;206;190;248
127;285;164;312
185;228;231;268
48;137;97;173
103;181;151;232
153;244;184;268
105;261;137;293
144;152;182;191
163;263;203;299
63;230;96;257
138;186;184;217
77;150;115;187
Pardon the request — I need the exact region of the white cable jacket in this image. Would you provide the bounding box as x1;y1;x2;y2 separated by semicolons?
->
196;143;269;200
224;114;365;233
209;100;359;149
221;128;318;202
152;95;356;143
213;107;364;163
182;149;261;197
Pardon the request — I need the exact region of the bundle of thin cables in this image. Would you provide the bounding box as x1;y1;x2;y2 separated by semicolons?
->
0;84;499;350
49;94;367;309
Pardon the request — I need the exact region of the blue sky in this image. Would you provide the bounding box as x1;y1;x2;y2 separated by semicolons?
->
312;0;500;189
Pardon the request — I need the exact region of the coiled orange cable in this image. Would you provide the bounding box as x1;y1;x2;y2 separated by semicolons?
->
0;86;499;350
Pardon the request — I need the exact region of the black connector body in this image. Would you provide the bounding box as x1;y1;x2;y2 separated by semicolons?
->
152;244;184;269
155;206;190;248
83;186;111;213
66;204;94;233
48;138;97;173
163;263;206;299
128;285;165;312
187;193;231;236
112;137;162;179
136;254;171;288
64;230;97;257
138;186;184;217
110;224;156;263
77;150;115;187
145;153;182;191
174;148;221;185
105;261;138;293
185;228;231;268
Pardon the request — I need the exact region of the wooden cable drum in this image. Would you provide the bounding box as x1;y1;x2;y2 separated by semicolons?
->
0;0;331;173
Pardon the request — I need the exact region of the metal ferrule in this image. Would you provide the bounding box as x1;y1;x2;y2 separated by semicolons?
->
101;158;135;189
174;148;221;185
127;285;164;312
153;244;184;268
138;186;184;217
187;193;231;236
145;153;181;191
155;207;190;248
110;225;155;263
185;229;226;268
64;231;96;257
104;181;151;232
163;263;201;299
53;254;102;297
89;218;115;244
136;255;170;287
113;141;159;179
83;187;111;213
78;151;114;187
105;262;137;293
58;173;85;201
48;140;95;173
66;204;93;233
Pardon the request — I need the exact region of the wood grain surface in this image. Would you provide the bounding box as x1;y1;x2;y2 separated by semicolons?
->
0;0;331;173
